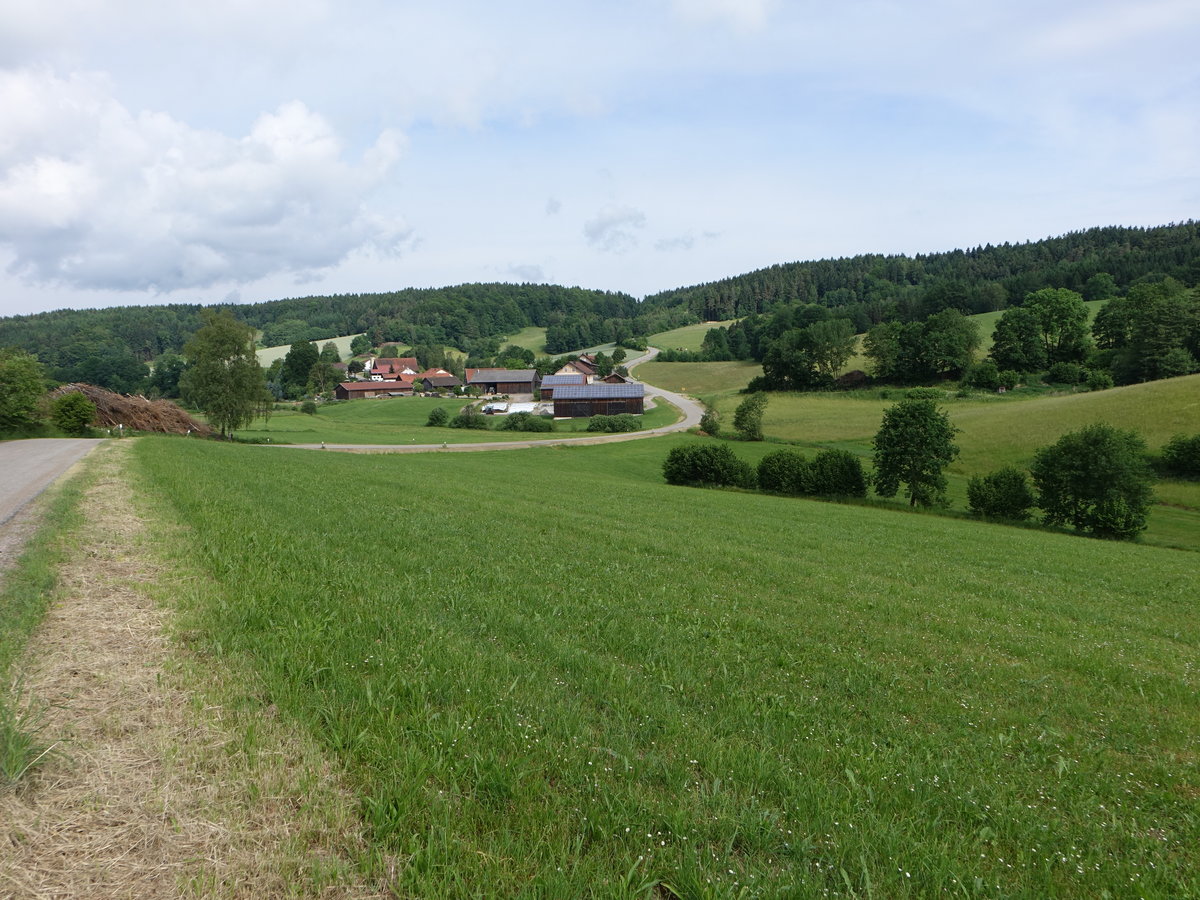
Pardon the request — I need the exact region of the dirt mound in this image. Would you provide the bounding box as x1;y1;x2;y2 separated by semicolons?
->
48;384;211;436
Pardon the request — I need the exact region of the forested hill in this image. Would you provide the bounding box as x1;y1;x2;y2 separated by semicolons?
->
643;222;1200;322
0;283;638;364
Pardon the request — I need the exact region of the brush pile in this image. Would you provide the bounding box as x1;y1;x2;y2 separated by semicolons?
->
48;383;212;436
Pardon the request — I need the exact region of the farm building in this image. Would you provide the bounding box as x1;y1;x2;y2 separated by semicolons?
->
335;379;413;400
421;373;463;392
602;372;628;384
538;373;586;399
555;354;597;382
369;357;420;380
552;382;645;417
465;368;540;395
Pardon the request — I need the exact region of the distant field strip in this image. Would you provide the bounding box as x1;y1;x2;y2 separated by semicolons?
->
136;436;1200;897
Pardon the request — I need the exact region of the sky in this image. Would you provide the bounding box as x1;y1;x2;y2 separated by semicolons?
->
1;0;1198;318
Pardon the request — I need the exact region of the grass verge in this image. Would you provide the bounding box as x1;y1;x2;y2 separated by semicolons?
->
0;452;93;788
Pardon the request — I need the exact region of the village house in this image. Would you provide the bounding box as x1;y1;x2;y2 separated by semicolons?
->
554;353;598;383
368;357;420;380
551;382;645;417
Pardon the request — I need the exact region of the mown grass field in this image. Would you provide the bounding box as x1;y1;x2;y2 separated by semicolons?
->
500;326;548;354
256;333;365;367
134;435;1199;897
230;396;680;445
648;321;739;353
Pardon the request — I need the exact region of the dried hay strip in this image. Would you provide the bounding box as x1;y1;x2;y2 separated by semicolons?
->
47;384;211;436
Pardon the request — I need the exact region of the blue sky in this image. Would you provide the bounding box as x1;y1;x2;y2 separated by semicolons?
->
1;0;1197;317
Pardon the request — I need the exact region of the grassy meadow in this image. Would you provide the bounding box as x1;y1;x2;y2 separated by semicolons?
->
230;396;680;445
133;435;1199;897
648;321;739;353
256;333;365;367
700;375;1200;551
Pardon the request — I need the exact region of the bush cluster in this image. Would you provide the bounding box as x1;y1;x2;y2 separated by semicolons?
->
425;407;450;427
586;414;641;433
662;445;756;489
757;449;867;497
499;412;553;432
448;406;489;430
967;467;1036;520
1160;433;1200;478
1045;362;1086;385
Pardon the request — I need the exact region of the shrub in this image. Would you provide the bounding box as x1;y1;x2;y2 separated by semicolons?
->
1031;423;1154;539
1045;362;1085;384
757;450;811;495
663;444;756;489
967;467;1036;520
1160;434;1200;478
964;360;1001;391
904;387;944;400
1085;369;1114;391
998;370;1020;390
699;406;721;437
586;414;640;433
50;392;96;435
300;400;318;415
808;449;868;497
500;412;553;432
448;406;489;430
426;407;450;427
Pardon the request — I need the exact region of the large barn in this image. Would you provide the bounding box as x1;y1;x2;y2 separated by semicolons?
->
538;373;586;399
465;368;539;395
551;382;645;418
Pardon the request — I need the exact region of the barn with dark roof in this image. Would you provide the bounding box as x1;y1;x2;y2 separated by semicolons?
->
551;382;645;417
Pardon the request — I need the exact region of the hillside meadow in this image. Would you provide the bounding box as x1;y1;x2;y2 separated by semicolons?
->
131;435;1199;897
636;368;1200;550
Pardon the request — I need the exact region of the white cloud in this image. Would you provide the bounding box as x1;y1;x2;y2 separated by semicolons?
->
583;205;646;253
0;68;408;292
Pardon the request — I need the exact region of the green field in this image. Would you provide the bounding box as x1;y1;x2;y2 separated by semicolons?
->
636;360;762;400
257;333;365;367
647;320;739;353
697;375;1200;550
500;326;548;354
132;435;1200;897
231;396;680;445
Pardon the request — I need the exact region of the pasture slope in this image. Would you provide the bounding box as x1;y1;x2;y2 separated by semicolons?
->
133;434;1199;898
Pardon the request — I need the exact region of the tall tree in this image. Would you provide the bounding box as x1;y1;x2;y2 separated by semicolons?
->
1022;288;1091;363
0;348;46;432
733;392;768;441
872;398;959;507
989;306;1047;372
281;340;320;398
179;310;268;438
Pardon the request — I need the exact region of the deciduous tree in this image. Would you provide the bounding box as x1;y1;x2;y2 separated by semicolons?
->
1031;423;1154;539
0;349;46;431
872;398;959;506
179;310;268;438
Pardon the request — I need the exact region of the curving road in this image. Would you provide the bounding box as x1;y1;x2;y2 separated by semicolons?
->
265;347;706;454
